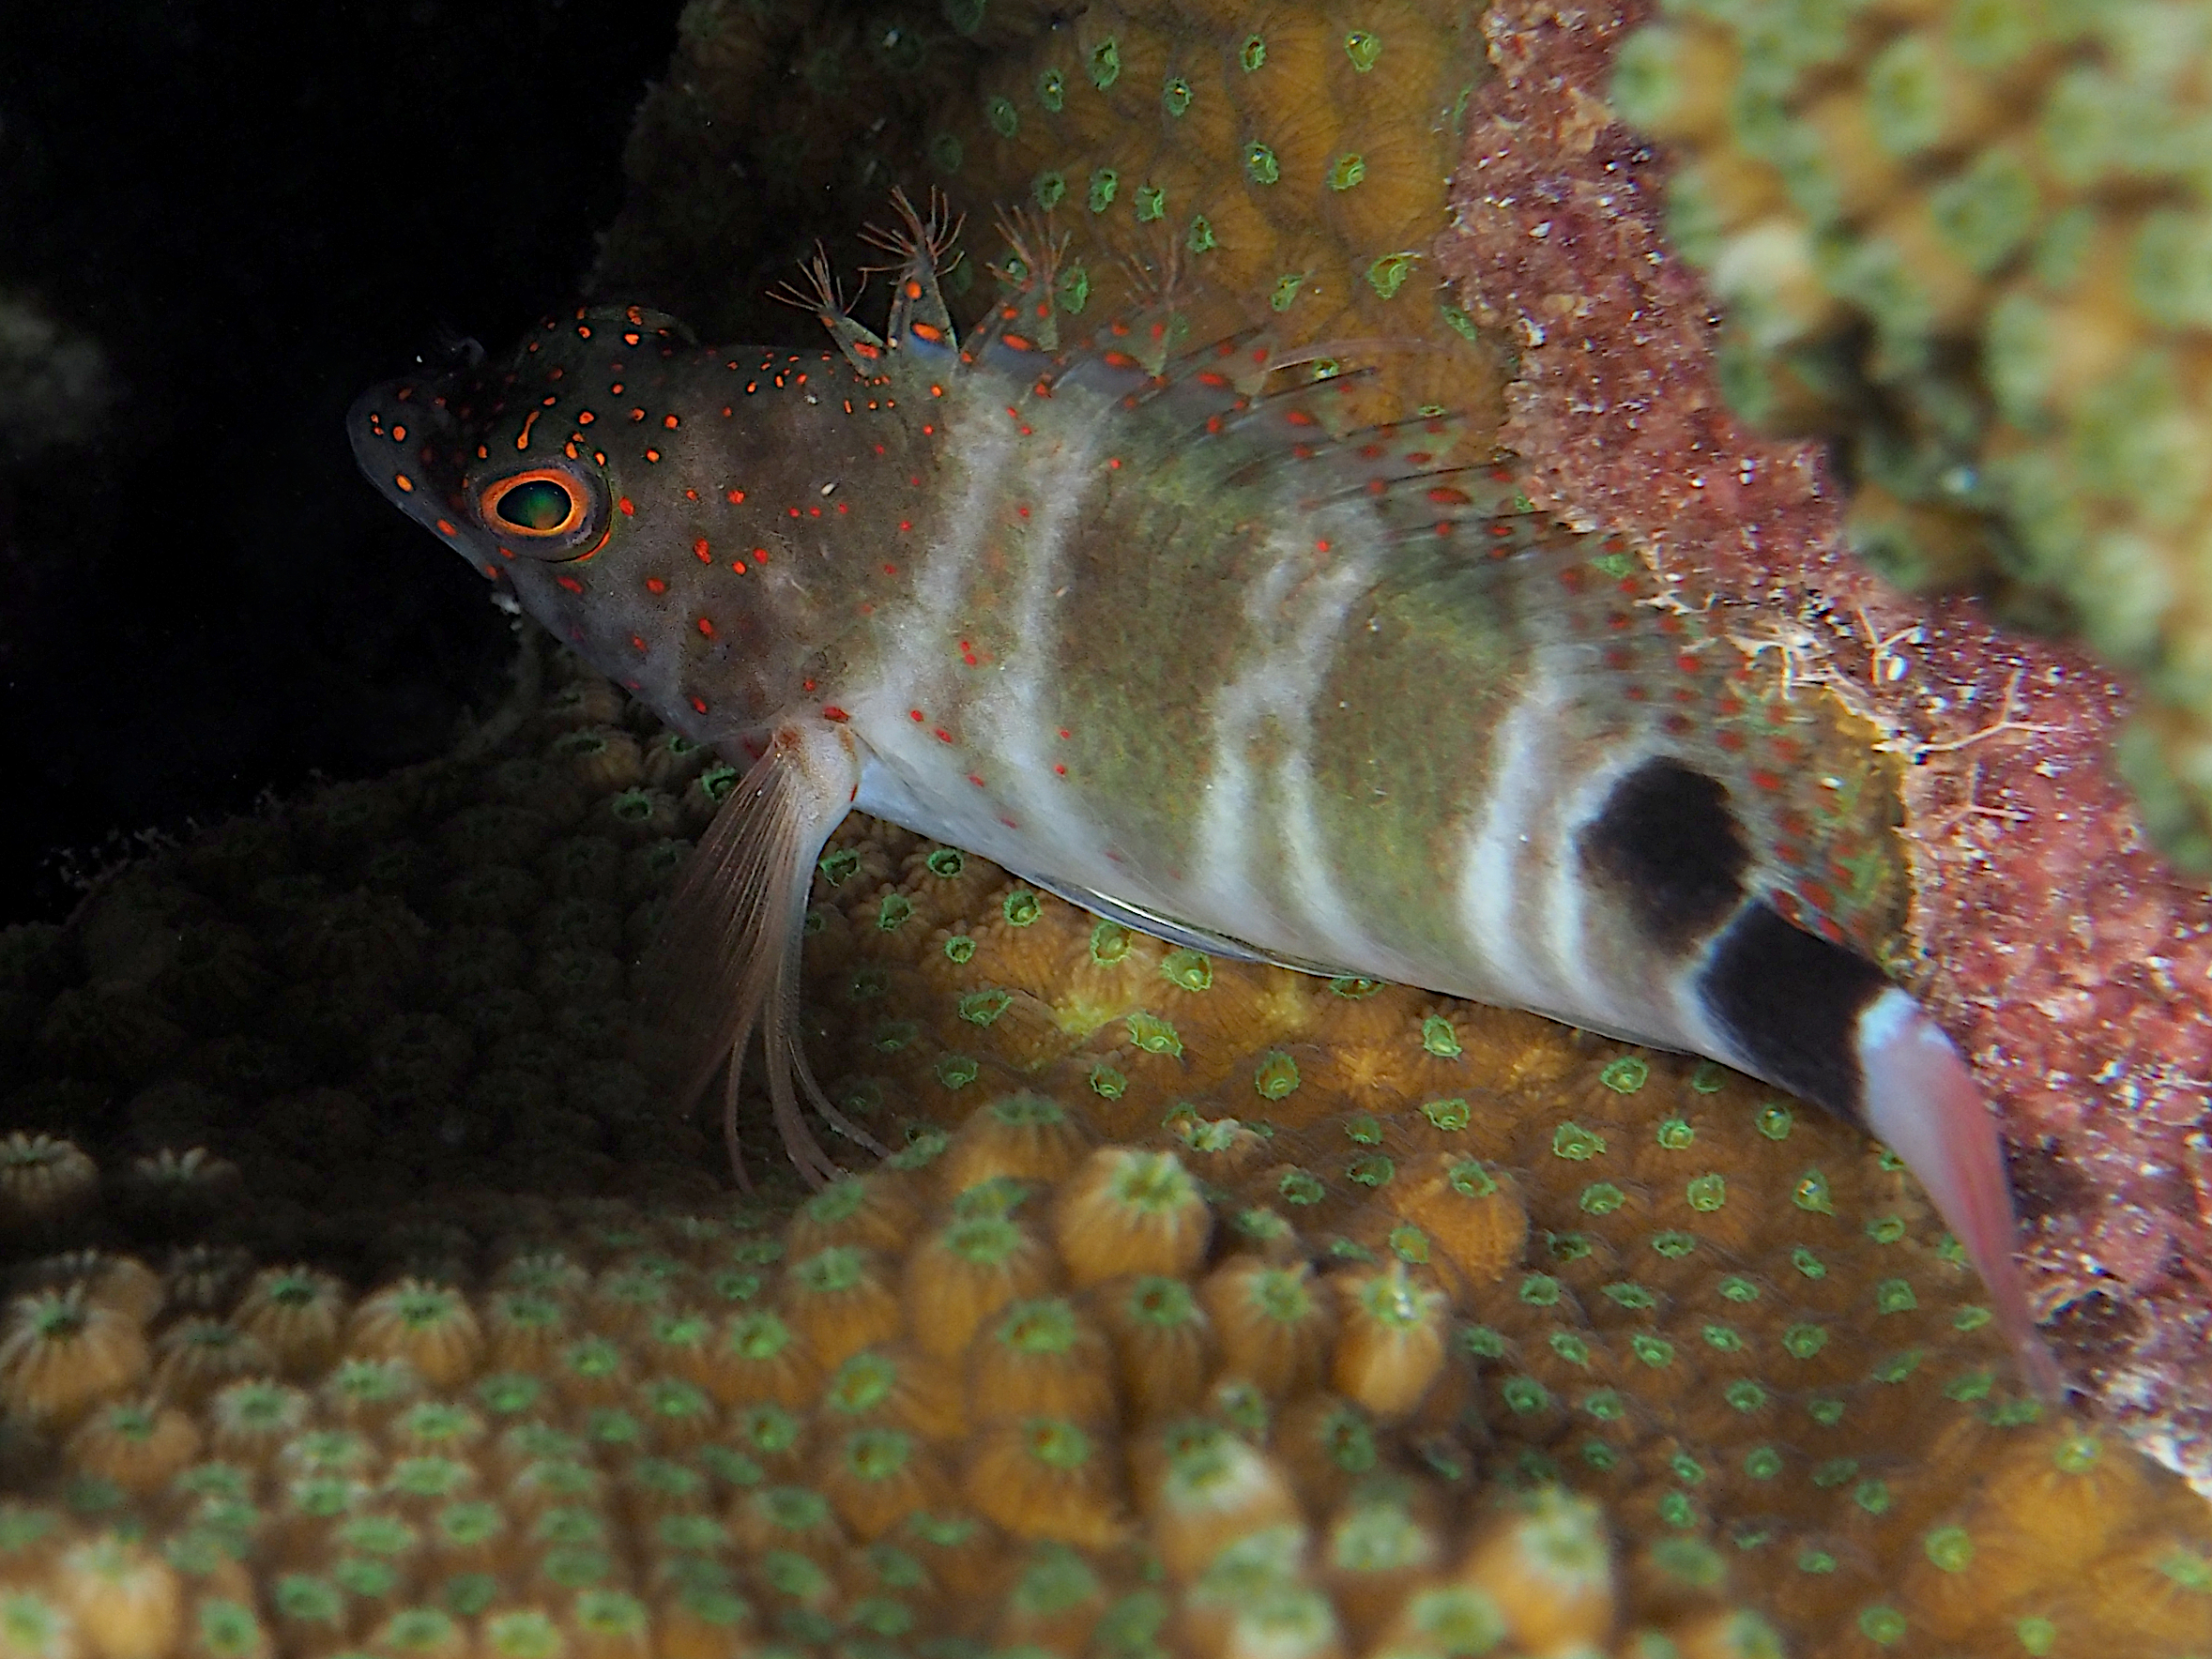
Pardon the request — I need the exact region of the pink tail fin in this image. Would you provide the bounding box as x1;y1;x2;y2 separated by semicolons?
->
1855;989;2067;1403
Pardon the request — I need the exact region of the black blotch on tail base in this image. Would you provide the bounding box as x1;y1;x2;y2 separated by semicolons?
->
1698;901;1887;1123
1578;757;1749;951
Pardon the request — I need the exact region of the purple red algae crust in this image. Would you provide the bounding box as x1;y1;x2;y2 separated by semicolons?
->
1440;0;2212;1486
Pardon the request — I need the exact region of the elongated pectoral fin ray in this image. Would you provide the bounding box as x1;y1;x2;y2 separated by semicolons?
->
637;722;883;1189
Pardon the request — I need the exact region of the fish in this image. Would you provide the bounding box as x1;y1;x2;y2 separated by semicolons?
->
348;194;2063;1399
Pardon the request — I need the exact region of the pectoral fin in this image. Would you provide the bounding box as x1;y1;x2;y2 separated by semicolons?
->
637;720;884;1188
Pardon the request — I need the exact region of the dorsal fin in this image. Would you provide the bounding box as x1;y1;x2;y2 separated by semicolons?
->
863;188;963;358
770;248;891;380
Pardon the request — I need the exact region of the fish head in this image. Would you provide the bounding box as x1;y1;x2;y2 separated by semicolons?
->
351;305;863;748
347;316;651;587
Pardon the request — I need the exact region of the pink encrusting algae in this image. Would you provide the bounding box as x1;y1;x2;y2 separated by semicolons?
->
352;181;2062;1403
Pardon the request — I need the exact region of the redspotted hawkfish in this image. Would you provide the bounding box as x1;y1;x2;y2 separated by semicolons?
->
350;196;2061;1397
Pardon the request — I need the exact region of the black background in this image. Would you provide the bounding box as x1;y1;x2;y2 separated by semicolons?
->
0;0;688;921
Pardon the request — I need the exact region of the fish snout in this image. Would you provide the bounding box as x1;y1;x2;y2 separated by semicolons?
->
348;378;490;574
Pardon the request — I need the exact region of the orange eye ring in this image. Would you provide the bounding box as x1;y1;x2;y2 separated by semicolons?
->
480;468;588;538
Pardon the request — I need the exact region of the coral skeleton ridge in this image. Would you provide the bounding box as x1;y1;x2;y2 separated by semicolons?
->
2;654;2209;1657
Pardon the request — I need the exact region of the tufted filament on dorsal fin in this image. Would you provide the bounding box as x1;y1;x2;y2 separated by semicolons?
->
770;248;891;379
862;186;963;358
967;208;1071;363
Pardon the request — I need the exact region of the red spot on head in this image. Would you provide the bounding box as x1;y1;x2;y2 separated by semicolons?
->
557;575;584;593
435;519;456;536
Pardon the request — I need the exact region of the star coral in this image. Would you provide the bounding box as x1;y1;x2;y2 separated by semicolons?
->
1;648;2209;1651
1438;0;2212;1492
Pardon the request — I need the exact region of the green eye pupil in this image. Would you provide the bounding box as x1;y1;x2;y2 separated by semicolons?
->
496;478;573;530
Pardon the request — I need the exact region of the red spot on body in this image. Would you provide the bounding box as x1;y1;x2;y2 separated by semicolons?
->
694;540;711;561
664;414;679;429
631;635;647;651
1427;486;1471;505
934;729;952;743
646;577;667;593
822;706;849;723
692;696;708;714
577;410;595;425
557;575;583;593
909;709;924;723
727;489;745;503
618;497;635;515
968;773;985;788
435;518;455;536
696;616;715;637
1054;764;1068;776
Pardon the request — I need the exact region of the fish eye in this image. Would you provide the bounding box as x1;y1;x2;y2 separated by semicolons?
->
480;468;589;539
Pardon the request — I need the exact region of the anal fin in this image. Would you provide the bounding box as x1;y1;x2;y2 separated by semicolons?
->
636;721;883;1189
